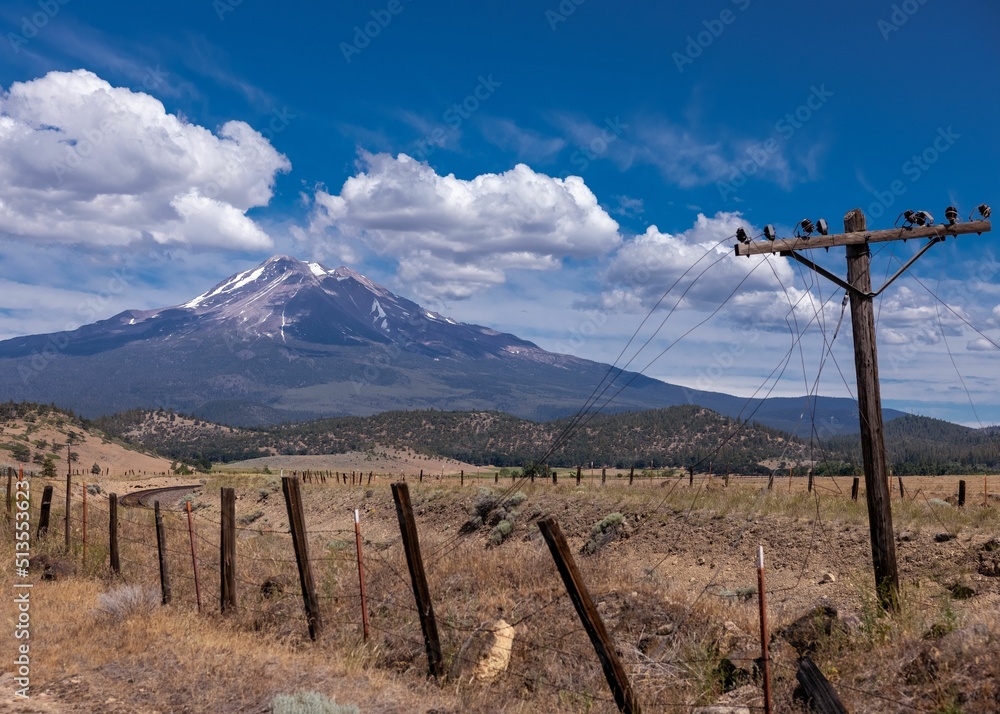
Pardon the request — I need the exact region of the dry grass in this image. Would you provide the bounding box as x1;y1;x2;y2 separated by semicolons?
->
4;472;1000;712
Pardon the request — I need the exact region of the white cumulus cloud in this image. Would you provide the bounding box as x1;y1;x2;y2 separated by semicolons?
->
0;69;289;250
297;152;621;299
601;212;826;324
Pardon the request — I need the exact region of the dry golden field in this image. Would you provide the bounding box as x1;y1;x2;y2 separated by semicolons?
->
3;468;1000;713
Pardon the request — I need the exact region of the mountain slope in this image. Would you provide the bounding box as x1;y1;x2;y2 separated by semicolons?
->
0;255;904;434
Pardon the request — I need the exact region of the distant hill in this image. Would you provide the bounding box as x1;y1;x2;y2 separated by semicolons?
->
0;255;904;434
97;404;821;475
0;402;171;475
823;414;1000;474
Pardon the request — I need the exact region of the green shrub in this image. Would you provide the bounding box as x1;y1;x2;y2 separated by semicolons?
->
270;691;359;714
582;513;627;555
238;510;265;526
489;519;514;547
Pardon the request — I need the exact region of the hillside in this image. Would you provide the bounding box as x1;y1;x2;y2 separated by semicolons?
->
823;414;1000;474
96;404;816;475
0;402;172;475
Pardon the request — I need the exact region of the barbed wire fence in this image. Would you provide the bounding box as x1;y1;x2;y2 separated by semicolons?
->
5;461;992;712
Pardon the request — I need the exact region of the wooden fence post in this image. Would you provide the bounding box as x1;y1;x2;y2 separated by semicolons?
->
795;656;848;713
82;482;88;566
220;487;237;613
354;509;370;642
958;480;966;507
494;471;499;484
154;501;171;605
724;472;730;488
757;546;772;714
629;466;634;486
64;450;71;552
419;469;423;483
766;473;774;490
108;493;120;575
552;470;557;485
391;482;443;678
282;476;323;640
897;476;905;499
851;477;860;502
808;471;814;493
537;517;641;714
689;467;694;487
601;468;606;486
36;485;53;539
186;501;202;613
460;470;464;487
576;465;581;487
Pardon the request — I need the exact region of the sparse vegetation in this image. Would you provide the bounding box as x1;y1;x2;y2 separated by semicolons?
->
270;691;359;714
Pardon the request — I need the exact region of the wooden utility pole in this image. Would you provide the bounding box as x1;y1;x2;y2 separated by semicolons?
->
843;209;898;610
735;208;991;611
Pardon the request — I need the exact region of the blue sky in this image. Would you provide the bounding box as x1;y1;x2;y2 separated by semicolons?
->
1;0;998;425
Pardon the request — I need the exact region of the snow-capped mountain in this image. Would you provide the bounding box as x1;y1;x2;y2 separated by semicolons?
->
0;255;552;361
0;256;900;431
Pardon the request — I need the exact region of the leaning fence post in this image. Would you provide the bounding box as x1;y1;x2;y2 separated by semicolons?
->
897;476;905;499
220;487;237;613
354;509;370;642
154;501;171;605
538;517;641;714
282;476;323;640
757;546;772;714
851;477;860;502
391;482;443;678
795;656;848;713
186;501;202;613
108;493;120;575
36;485;53;540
